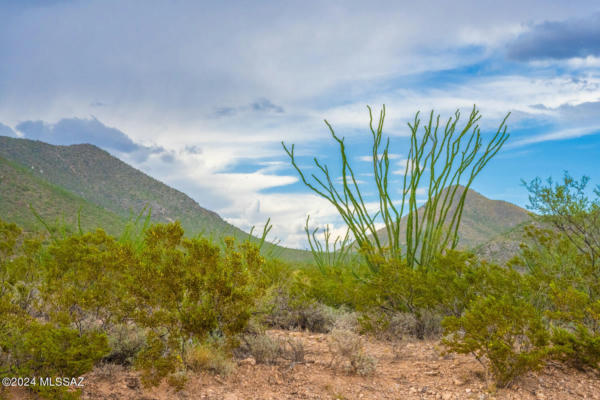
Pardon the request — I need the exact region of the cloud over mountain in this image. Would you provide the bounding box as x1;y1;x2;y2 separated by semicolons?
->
0;123;17;137
15;117;164;161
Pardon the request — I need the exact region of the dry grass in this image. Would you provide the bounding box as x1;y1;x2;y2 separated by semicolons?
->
186;343;235;376
328;329;377;376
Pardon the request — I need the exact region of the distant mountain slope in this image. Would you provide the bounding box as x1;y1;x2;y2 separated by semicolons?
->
0;136;311;262
0;136;235;237
0;155;127;235
474;221;541;265
375;186;532;251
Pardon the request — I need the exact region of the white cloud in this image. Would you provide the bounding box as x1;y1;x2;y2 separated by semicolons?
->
509;126;600;147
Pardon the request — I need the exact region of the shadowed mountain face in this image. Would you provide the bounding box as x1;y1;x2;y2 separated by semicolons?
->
375;185;531;251
0;135;239;238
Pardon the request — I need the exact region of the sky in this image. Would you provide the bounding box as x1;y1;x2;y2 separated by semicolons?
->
1;0;599;248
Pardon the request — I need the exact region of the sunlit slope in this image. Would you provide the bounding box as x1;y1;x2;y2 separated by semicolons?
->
375;186;531;251
0;155;126;235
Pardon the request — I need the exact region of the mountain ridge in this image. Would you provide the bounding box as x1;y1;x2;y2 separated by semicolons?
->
0;135;311;262
1;135;531;263
374;185;532;252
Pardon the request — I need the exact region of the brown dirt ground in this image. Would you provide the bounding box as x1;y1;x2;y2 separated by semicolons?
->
5;329;600;400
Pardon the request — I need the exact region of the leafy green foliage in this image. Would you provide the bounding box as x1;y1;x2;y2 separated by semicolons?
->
127;222;264;387
41;230;136;332
524;172;600;268
441;174;600;386
443;295;549;388
0;216;274;396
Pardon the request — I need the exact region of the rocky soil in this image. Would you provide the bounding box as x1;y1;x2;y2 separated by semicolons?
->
6;329;600;400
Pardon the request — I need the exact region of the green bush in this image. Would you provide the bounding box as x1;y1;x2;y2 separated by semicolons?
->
0;318;109;400
550;324;600;370
40;229;136;332
443;295;549;387
128;222;264;387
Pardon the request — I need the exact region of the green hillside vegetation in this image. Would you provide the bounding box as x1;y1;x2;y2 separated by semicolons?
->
474;221;534;265
0;136;241;237
0;136;310;262
0;155;127;236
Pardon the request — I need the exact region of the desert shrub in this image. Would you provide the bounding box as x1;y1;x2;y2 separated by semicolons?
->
0;318;109;399
294;303;337;333
243;333;282;365
264;288;337;333
93;362;124;380
443;295;549;387
128;222;264;387
550;324;600;370
103;323;146;365
543;285;600;369
186;342;235;376
332;309;360;332
519;174;600;368
40;229;136;333
328;329;377;376
134;330;182;389
292;260;367;309
354;250;515;339
0;219;42;316
280;338;305;363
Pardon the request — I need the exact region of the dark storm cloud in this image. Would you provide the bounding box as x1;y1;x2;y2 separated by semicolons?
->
507;13;600;61
15;117;165;161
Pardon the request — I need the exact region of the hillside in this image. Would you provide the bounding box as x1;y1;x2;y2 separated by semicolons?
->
0;155;127;236
375;186;532;252
0;136;311;262
0;136;235;236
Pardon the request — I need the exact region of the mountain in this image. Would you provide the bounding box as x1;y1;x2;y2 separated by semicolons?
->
0;154;127;235
0;136;311;262
374;186;532;253
0;135;532;264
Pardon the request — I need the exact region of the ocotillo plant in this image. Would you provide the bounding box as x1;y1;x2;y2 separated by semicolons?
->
304;215;353;272
283;105;510;270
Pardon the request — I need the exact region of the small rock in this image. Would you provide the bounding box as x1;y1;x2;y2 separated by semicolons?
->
125;377;140;390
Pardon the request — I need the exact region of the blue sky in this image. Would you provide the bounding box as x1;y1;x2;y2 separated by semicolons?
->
0;0;599;247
